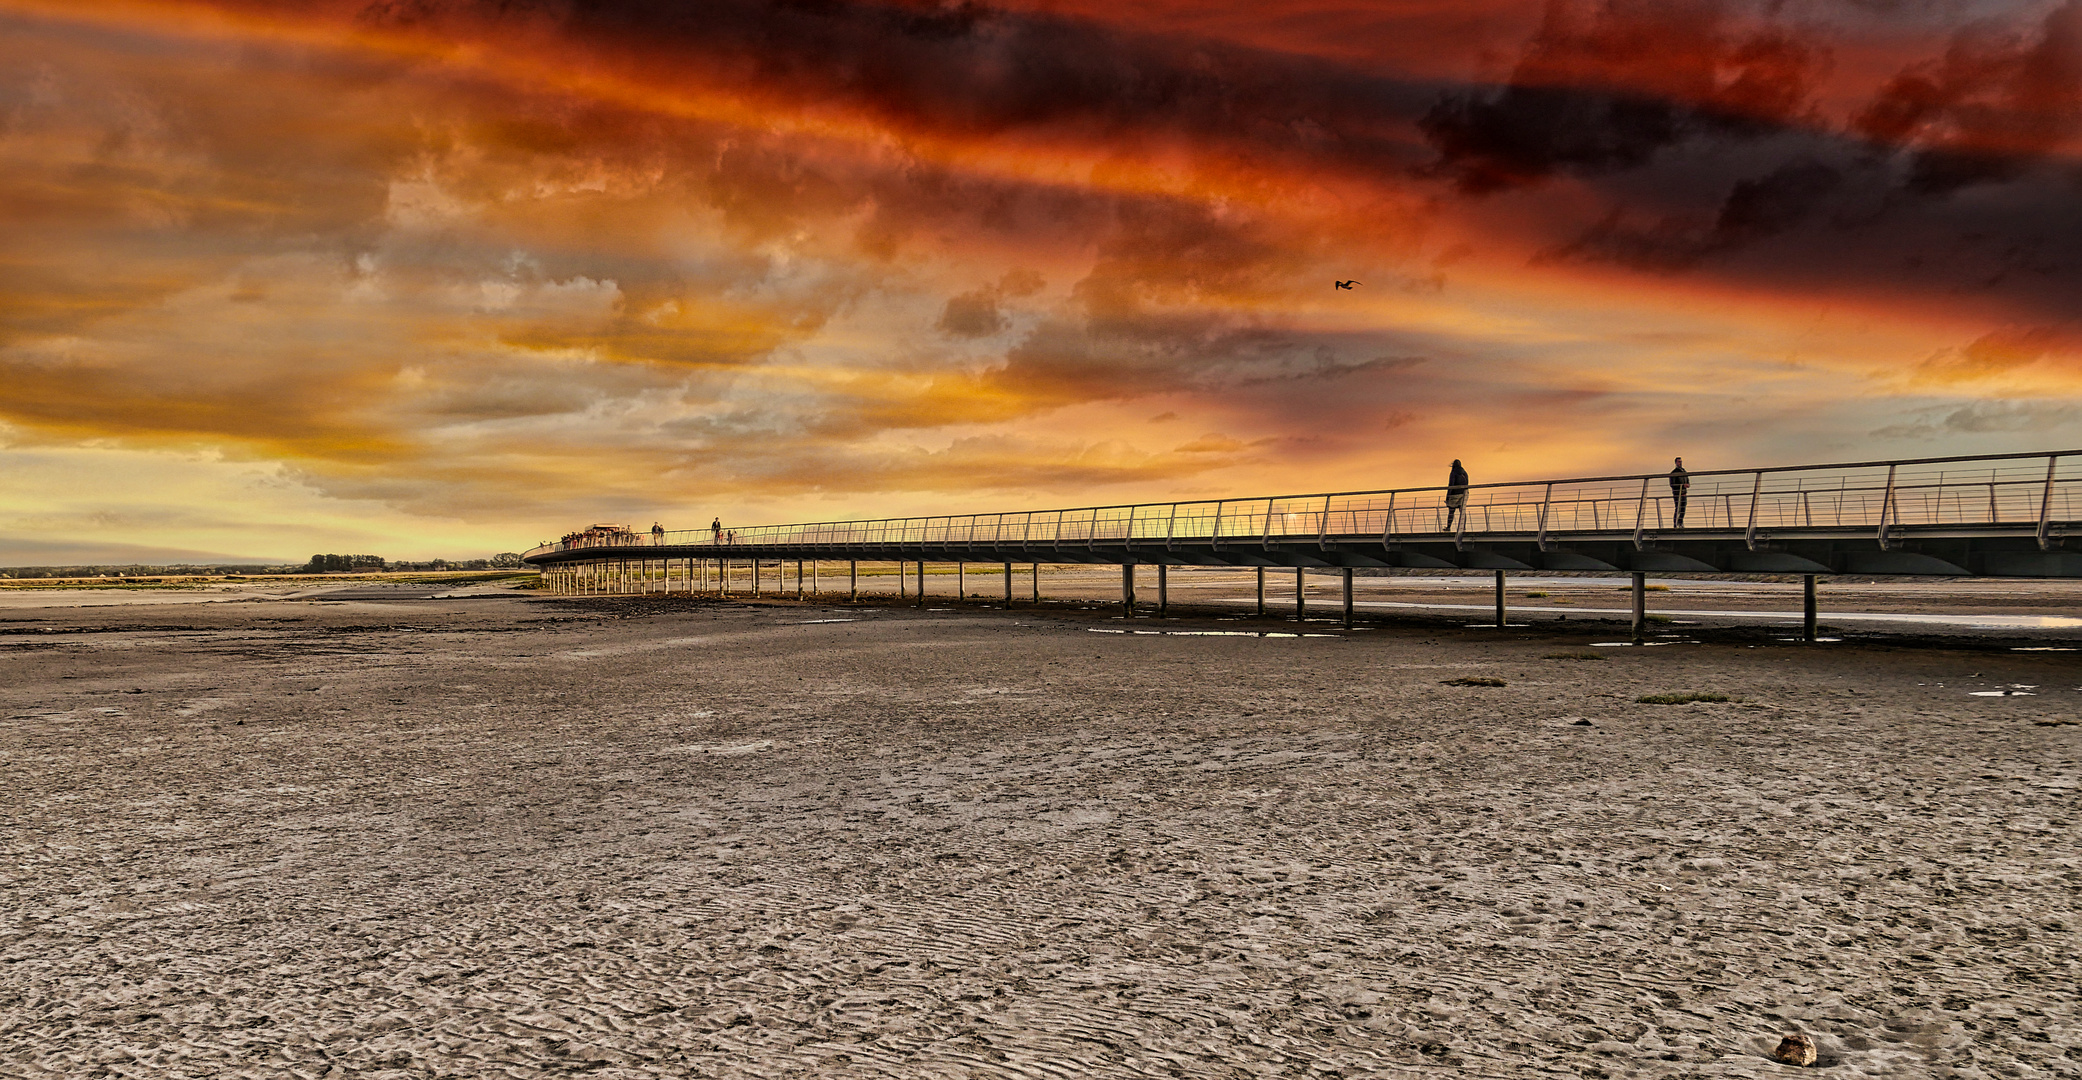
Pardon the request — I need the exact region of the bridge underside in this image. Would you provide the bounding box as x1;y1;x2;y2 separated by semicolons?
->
525;528;2082;578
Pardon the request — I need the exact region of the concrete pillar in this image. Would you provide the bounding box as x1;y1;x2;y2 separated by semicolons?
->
753;558;760;597
1157;563;1168;616
1256;567;1266;616
958;560;966;600
796;559;804;600
1631;571;1647;645
916;560;926;607
849;560;857;601
1295;566;1306;622
811;559;818;598
1343;567;1355;629
1494;569;1507;629
1122;563;1136;615
897;560;905;598
1803;574;1818;642
1003;561;1013;606
1032;562;1041;603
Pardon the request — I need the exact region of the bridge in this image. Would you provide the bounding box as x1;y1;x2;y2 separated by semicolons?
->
522;448;2082;640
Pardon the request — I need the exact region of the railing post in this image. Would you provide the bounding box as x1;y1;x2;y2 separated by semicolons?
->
1535;483;1553;551
1877;464;1899;550
1632;477;1650;550
1379;491;1398;553
1744;471;1764;551
1317;493;1333;549
1262;497;1275;549
1166;503;1179;552
1211;501;1225;551
2037;454;2062;551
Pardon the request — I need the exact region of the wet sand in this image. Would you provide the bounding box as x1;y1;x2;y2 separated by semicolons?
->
3;592;2077;1078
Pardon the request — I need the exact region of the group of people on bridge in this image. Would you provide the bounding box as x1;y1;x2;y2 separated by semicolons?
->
1443;456;1689;529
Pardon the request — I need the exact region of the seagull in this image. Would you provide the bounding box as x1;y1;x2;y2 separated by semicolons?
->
1335;280;1360;290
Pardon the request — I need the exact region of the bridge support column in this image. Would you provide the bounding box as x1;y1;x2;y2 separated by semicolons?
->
1122;563;1135;615
916;560;926;607
1158;564;1168;616
1343;567;1355;629
1631;572;1646;645
1494;569;1507;629
1003;562;1013;606
1256;567;1266;616
896;560;905;599
811;559;818;598
849;560;857;601
753;558;761;597
1803;574;1818;642
1295;567;1306;622
958;560;965;601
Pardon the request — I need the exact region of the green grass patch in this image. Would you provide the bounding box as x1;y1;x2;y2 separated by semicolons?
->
1443;676;1507;687
1637;692;1733;705
1523;590;1549;598
1645;614;1674;624
1544;651;1606;661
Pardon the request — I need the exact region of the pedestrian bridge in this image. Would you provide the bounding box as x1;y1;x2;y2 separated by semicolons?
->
524;449;2082;581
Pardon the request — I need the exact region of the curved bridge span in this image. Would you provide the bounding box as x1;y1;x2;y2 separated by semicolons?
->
526;449;2082;582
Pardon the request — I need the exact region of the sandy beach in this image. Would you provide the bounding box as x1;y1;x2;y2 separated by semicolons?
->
3;589;2077;1078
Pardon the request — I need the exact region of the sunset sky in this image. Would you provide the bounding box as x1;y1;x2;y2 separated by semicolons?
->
2;0;2078;563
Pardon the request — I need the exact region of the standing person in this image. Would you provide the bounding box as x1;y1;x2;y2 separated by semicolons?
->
1444;459;1470;530
711;517;723;544
1669;457;1691;528
651;522;665;544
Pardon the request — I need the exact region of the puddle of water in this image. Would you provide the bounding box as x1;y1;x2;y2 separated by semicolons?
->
1970;690;2037;697
2014;647;2078;651
1221;597;2082;630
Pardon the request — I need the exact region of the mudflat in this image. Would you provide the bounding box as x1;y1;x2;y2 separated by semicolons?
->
3;593;2077;1078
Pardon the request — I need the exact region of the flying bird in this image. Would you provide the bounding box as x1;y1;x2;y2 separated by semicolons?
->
1335;280;1360;290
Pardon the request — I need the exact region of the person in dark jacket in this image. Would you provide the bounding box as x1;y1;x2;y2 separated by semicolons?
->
1445;459;1470;530
1669;457;1690;527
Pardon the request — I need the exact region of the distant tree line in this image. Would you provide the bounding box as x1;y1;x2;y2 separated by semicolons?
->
0;553;527;578
303;554;388;572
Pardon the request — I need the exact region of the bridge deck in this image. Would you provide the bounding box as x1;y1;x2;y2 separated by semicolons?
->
523;449;2082;578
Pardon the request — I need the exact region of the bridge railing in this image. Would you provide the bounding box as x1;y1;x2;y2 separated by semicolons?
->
525;450;2081;559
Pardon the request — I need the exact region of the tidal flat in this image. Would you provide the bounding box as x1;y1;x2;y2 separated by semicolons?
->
2;591;2077;1078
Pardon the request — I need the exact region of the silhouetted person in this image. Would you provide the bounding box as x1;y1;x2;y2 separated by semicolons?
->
1445;459;1470;530
711;517;723;544
651;522;665;544
1669;457;1690;528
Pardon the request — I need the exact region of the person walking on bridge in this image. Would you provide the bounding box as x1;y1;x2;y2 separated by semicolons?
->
711;517;723;544
1669;457;1691;528
651;522;665;544
1444;459;1470;530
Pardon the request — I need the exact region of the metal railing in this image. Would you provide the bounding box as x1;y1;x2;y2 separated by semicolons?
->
526;449;2081;560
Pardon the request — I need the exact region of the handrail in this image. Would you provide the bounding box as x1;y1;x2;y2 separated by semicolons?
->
526;448;2082;559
